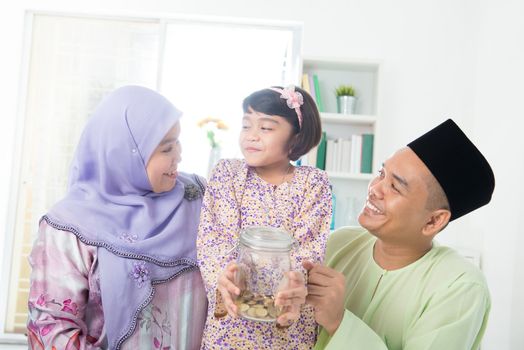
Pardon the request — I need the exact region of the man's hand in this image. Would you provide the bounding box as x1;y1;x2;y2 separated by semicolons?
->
303;260;346;336
274;271;308;326
217;262;241;318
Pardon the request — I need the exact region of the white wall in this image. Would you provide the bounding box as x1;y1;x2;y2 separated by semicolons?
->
473;1;524;348
0;0;522;348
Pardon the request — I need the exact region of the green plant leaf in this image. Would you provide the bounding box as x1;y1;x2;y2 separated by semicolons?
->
335;85;355;96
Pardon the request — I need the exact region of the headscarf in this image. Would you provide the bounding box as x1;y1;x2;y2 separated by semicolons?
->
44;85;203;349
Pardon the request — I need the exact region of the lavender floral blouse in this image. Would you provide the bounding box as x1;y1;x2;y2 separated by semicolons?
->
197;159;332;350
27;221;207;350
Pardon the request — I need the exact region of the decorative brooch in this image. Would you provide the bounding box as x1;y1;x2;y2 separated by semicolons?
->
129;261;150;288
184;184;202;201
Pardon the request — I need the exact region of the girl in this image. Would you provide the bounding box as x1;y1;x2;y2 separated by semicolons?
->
27;86;207;349
197;85;332;349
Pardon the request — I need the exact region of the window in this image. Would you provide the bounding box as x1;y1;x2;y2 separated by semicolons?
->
162;20;300;175
0;11;301;341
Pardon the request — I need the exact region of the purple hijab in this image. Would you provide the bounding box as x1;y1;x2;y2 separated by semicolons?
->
43;86;203;349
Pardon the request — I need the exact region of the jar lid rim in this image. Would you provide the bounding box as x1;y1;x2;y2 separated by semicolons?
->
239;226;294;251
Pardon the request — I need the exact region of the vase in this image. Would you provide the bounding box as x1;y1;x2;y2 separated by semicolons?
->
207;146;221;177
336;95;357;115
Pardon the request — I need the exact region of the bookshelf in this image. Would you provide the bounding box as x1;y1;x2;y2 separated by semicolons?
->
301;57;380;227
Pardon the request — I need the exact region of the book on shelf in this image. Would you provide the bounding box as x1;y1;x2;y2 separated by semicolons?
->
304;132;374;175
350;134;362;174
325;139;335;172
301;144;317;167
327;139;339;172
341;139;352;173
361;134;374;174
324;134;373;174
330;138;347;173
301;73;311;94
316;131;327;170
302;73;323;112
312;74;324;112
308;75;317;104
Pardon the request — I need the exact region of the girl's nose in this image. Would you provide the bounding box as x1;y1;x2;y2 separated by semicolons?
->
246;129;259;141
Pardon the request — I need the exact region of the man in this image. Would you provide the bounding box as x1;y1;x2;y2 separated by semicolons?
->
305;119;495;350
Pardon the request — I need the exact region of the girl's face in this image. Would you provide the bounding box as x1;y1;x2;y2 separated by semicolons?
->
146;122;182;193
239;108;294;170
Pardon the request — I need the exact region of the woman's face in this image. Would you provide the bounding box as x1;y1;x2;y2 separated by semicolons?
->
146;122;182;193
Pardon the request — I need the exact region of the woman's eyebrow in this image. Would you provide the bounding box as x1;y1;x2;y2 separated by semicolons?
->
159;137;176;146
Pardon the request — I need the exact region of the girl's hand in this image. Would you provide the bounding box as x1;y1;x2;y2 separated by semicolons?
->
217;262;241;318
274;271;308;326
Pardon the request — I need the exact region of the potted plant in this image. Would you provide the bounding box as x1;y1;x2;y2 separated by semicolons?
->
335;85;357;114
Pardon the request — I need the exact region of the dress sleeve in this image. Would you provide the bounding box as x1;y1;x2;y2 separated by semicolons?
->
316;280;490;350
291;168;332;270
196;159;240;314
27;221;101;350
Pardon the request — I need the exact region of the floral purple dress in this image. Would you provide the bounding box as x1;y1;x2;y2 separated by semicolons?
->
197;159;332;349
27;221;207;350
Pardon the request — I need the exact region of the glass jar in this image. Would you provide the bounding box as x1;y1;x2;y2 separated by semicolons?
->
234;226;294;322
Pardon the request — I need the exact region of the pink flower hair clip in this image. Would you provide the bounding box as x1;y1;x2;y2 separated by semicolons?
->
269;85;304;129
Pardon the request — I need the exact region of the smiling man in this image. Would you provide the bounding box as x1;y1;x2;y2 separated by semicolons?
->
305;119;495;350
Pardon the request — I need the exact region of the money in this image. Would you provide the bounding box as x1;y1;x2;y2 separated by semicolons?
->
235;291;280;322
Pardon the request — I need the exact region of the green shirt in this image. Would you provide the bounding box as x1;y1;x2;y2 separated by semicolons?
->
314;227;490;350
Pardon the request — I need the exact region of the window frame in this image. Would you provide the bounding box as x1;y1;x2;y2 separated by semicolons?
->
0;10;33;346
0;9;302;345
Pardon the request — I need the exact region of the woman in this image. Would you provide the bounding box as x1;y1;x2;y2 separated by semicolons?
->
27;86;207;349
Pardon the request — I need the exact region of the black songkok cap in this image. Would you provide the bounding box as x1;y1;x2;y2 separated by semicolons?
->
407;119;495;221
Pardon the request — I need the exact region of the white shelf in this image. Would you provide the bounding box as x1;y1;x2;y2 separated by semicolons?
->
303;57;379;116
320;113;376;126
301;57;379;227
303;56;380;72
327;172;374;181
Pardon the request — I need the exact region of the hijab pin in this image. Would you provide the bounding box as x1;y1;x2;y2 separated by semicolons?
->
184;184;202;201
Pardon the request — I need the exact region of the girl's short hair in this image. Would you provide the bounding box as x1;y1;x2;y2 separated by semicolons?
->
242;86;322;161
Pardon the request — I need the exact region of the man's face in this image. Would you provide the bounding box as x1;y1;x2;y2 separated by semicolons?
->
358;147;433;244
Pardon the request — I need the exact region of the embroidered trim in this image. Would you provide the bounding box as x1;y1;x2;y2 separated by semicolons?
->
41;215;198;267
120;232;138;243
193;174;206;195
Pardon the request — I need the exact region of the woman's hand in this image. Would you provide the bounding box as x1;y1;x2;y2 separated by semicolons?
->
274;271;308;326
217;262;241;318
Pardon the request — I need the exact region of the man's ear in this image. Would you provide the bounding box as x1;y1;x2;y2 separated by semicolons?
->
422;209;451;237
